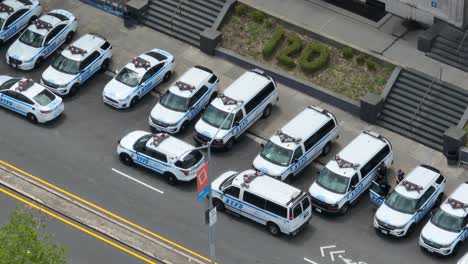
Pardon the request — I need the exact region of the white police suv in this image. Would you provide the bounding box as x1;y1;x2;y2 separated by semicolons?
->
193;69;278;150
212;169;312;236
0;0;42;45
374;165;445;237
6;9;78;70
117;131;204;185
253;105;338;181
149;65;219;133
419;182;468;255
0;77;63;123
41;33;112;96
459;253;468;264
103;49;175;108
309;130;393;215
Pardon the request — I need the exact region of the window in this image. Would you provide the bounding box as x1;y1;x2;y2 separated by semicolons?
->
0;78;20;91
234;110;244;123
316;120;335;139
223;186;240;199
208;74;218;84
174;150;203;169
100;41;111;50
293;204;303;217
189;86;208;107
374;145;390;164
242;191;266;209
436;175;445;184
265;201;287;218
244;100;256;115
361;145;391;177
2;90;18;98
141;148;167;163
152;63;164;74
360;161;373;178
17;94;33;105
145;51;167;61
349;174;359;189
253;82;275;107
80;51;100;71
301;197;310;210
417;186;435;209
141;63;163;83
304;134;319;152
45;25;65;44
4;9;27;29
292;147;303;162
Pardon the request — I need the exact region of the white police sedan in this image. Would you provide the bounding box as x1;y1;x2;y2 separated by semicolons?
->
0;76;64;123
103;49;175;108
6;9;78;70
0;0;42;45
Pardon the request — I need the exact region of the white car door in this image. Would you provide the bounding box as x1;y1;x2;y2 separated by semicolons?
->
2;9;29;40
241;191;267;225
43;25;66;58
221;186;242;215
79;51;101;83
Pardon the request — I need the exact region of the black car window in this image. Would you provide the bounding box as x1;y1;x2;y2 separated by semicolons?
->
4;9;27;29
242;191;266;209
190;86;208;107
224;186;240;199
349;174;359;189
16;94;33;105
292;147;303;161
100;41;111;50
208;74;218;84
265;201;287;218
2;90;17;98
80;51;100;71
293;203;303;217
0;79;20;91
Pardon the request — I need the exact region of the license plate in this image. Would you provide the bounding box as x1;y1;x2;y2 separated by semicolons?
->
315;208;322;213
381;230;388;234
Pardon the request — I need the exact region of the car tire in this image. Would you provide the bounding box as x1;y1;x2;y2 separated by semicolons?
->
267;222;280;236
262;104;272;118
322;142;332;156
163;71;172;83
405;224;416;238
452;243;461;256
69;84;79;96
100;59;110;73
224;138;234;151
213;198;225;211
119;153;134;166
26;113;38;124
65;31;75;44
34;57;43;69
130;97;139;107
436;193;444;206
165;173;178;185
210;92;218;102
339;203;349;216
179;121;189;134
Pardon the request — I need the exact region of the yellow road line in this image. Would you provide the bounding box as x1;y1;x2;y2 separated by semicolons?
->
0;187;156;264
0;160;211;263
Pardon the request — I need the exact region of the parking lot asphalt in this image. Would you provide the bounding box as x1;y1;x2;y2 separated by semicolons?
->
0;1;466;264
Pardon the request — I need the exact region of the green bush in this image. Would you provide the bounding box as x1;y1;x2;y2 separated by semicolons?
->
234;3;247;16
276;34;303;67
251;10;266;23
299;42;330;73
356;54;366;65
262;26;285;57
366;58;377;71
342;47;354;59
264;18;274;28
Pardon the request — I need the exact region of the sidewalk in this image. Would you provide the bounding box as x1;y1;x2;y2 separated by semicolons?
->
240;0;468;90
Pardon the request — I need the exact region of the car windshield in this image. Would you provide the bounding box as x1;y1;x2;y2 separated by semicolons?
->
220;172;239;190
0;78;19;91
260;141;292;167
160;91;190;112
19;29;44;48
201;104;233;130
115;67;142;87
175;150;203;169
316;167;350;194
133;134;152;151
33;89;56;106
431;209;464;233
385;191;417;214
52;55;80;75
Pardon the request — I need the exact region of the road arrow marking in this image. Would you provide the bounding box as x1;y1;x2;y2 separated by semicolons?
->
320;245;336;257
329;250;345;262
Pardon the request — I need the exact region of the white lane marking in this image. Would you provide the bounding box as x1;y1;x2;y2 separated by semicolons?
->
246;132;267;144
111;168;164;194
320;245;336;257
304;257;319;264
329;250;345;262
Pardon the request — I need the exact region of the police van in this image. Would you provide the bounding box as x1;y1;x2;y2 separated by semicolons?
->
211;169;312;236
0;0;42;45
374;165;445;237
253;105;338;181
41;33;112;96
419;182;468;255
308;130;393;215
193;69;278;150
6;9;78;70
0;77;64;123
149;66;219;133
117;131;205;185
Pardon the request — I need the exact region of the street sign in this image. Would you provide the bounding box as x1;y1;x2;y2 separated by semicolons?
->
431;1;437;8
197;162;210;201
207;208;217;226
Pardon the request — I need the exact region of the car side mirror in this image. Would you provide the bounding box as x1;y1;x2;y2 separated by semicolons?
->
293;158;299;164
349;185;356;191
234;121;240;126
260;143;265;148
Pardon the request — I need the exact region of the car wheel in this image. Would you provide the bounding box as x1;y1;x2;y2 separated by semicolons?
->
321;142;332;156
34;57;43;69
119;153;134;166
179;121;189;134
26;113;38;124
262;104;272;118
130;97;139;107
405;224;416;237
163;71;172;83
165;173;178;185
69;84;79;96
436;193;444;206
100;59;110;73
339;203;349;216
213;198;225;211
267;222;280;236
210;92;218;102
452;243;461;256
224;138;234;151
65;31;75;44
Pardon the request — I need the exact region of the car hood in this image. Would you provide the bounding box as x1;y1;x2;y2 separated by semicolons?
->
8;40;40;61
421;221;460;246
150;103;186;125
308;182;345;205
120;131;148;150
103;79;135;100
375;203;414;227
253;155;287;177
195;119;229;140
42;66;76;86
211;171;237;192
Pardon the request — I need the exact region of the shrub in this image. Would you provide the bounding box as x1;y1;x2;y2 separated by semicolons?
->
234;3;247;16
342;47;354;59
276;34;303;67
299;42;330;73
264;18;274;28
262;26;285;57
356;54;366;65
251;10;266;23
366;58;377;71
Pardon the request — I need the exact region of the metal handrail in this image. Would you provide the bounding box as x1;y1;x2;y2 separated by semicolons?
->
409;77;437;135
170;0;183;30
456;30;468;63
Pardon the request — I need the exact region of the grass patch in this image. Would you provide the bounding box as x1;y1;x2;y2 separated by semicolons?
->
464;123;468;147
276;34;303;67
299;42;330;73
